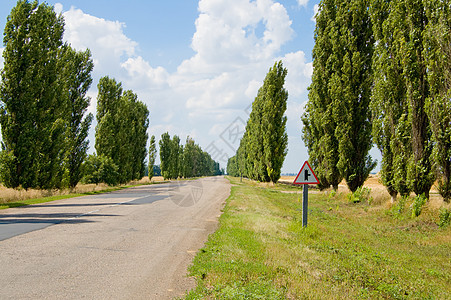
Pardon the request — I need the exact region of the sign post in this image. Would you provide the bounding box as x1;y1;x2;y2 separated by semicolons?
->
293;161;319;227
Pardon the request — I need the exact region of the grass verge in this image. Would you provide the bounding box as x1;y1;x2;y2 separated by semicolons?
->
184;177;451;299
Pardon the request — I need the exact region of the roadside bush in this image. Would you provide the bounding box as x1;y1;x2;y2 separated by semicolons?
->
347;187;373;203
438;208;450;227
82;154;119;186
411;194;427;217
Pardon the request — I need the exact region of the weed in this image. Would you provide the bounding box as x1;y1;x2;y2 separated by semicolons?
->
438;208;450;228
347;186;373;204
411;194;427;217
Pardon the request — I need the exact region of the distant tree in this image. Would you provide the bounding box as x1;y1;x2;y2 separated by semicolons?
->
59;45;94;188
148;135;157;180
153;165;162;177
170;135;181;179
0;0;66;189
227;155;238;177
159;132;172;180
182;137;197;178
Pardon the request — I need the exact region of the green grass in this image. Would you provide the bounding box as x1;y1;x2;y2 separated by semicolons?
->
184;177;451;299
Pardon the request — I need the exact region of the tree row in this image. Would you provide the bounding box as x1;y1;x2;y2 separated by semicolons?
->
302;0;450;202
158;133;223;180
0;1;148;189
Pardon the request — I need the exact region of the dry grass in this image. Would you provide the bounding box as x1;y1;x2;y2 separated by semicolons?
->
280;174;448;208
0;176;166;205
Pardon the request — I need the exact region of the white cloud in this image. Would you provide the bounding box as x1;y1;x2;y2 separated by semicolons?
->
61;5;138;76
297;0;309;7
0;48;4;70
311;4;319;23
56;0;313;171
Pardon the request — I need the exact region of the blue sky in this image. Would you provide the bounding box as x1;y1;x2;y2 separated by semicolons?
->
0;0;381;173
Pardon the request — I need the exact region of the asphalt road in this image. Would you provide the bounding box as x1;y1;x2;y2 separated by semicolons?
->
0;176;230;299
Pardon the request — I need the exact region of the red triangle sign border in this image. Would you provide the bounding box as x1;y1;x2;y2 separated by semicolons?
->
293;161;320;185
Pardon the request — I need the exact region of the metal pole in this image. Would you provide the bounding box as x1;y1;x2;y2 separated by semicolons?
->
302;184;308;227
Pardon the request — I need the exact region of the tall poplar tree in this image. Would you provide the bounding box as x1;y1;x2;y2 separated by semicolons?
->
394;0;434;198
370;0;411;201
59;45;94;188
424;0;451;201
302;0;342;190
242;61;289;183
261;61;289;183
0;0;66;189
95;77;149;183
331;0;376;192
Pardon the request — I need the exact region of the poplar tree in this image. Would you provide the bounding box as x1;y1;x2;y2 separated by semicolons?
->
148;135;157;180
159;132;172;180
243;61;289;183
95;77;149;183
261;61;289;183
424;0;451;201
95;76;123;164
394;0;434;198
0;0;66;189
59;46;94;188
370;0;411;201
302;0;342;190
331;0;376;192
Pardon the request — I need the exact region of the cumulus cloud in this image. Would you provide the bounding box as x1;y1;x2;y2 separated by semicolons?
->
297;0;310;7
61;5;138;77
311;4;319;22
56;0;313;171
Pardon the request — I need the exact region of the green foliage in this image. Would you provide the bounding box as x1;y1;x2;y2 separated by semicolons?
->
424;0;451;202
370;0;411;201
148;135;157;180
159;132;172;180
0;0;94;190
411;194;427;218
303;0;375;193
95;77;149;184
59;45;94;188
347;186;373;204
0;150;16;188
229;61;288;183
160;133;219;180
302;0;342;190
81;154;119;186
438;208;451;228
1;0;64;189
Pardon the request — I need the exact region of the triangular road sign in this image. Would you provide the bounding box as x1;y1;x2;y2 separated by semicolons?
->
293;161;319;185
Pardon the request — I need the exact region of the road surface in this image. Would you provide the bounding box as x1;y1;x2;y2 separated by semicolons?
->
0;176;230;299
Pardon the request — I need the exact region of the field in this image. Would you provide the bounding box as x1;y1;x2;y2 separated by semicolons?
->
185;176;451;299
